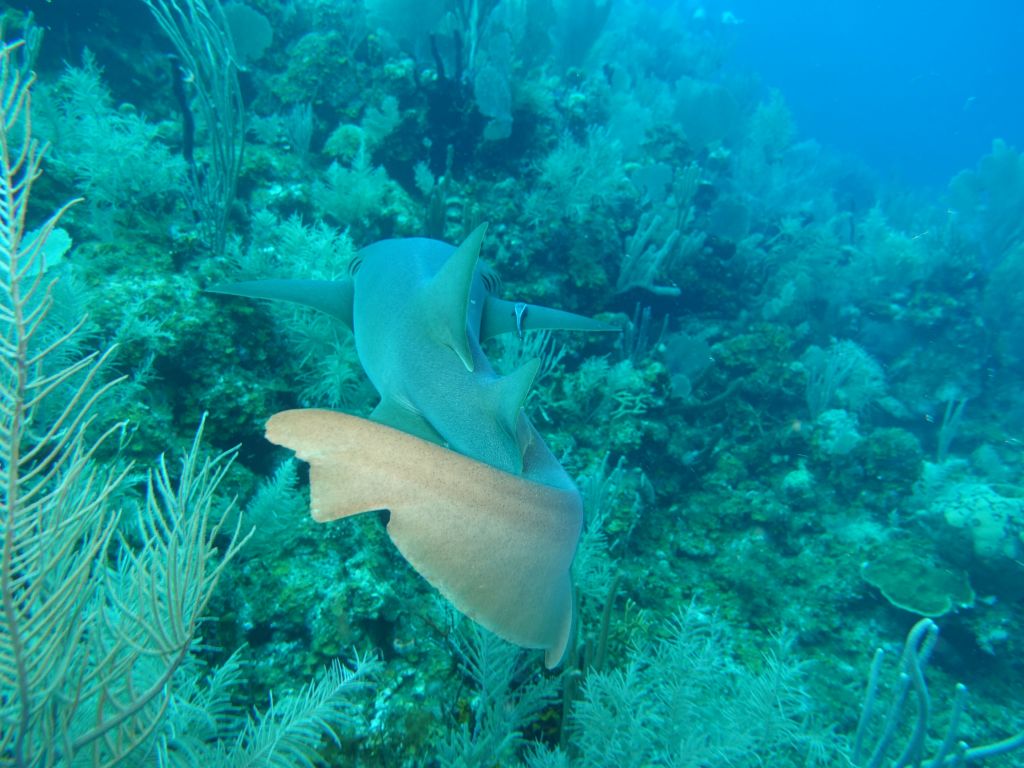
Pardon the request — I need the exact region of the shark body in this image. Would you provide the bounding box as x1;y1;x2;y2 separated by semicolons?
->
213;224;614;666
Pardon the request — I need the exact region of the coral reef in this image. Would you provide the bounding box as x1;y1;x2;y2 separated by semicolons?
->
3;0;1023;764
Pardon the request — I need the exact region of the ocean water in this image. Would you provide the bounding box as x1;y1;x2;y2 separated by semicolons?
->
702;0;1024;185
1;1;1022;766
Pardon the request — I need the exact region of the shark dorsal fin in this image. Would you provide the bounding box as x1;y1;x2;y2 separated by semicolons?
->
489;357;540;436
500;358;539;425
421;224;488;372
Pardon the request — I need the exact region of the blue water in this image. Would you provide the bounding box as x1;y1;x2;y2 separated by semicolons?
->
702;0;1024;185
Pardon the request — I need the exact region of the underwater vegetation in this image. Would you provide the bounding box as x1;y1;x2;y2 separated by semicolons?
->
1;0;1023;766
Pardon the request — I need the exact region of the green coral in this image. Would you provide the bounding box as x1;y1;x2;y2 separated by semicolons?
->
861;547;974;617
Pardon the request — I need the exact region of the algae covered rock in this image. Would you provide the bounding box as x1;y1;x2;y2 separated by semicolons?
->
926;482;1024;601
935;483;1024;561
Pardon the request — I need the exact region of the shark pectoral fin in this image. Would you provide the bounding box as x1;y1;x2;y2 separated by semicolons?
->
264;408;580;668
421;223;488;372
371;397;445;445
480;297;619;341
209;278;356;329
